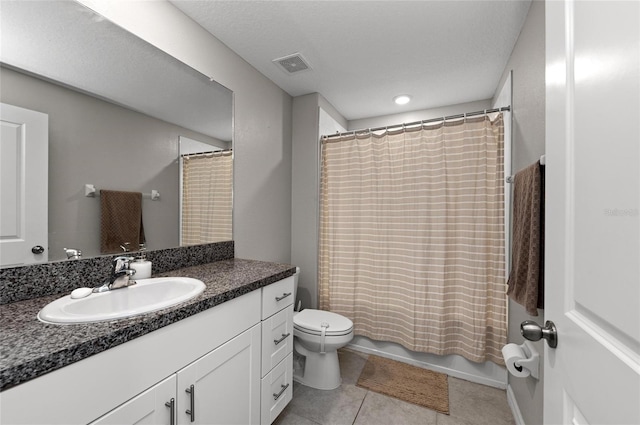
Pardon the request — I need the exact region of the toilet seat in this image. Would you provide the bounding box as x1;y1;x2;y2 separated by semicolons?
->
293;309;353;337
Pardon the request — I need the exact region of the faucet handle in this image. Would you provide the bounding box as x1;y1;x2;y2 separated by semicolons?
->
111;256;134;273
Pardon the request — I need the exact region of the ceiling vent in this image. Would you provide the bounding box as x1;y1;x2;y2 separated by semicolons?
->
272;53;311;74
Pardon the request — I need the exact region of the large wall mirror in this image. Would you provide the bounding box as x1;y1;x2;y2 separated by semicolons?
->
0;1;233;265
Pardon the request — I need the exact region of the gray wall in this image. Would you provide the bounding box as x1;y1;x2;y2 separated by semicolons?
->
349;99;493;131
1;66;220;260
493;1;546;424
291;93;347;309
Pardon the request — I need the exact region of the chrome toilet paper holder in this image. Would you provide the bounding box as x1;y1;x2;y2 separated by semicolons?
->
515;341;540;379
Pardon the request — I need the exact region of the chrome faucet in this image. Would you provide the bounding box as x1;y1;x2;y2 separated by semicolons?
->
64;247;82;260
93;256;137;293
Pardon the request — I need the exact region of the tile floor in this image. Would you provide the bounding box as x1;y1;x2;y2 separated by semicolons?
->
274;348;515;425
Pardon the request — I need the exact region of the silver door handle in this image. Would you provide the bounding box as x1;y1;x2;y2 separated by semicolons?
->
185;384;195;422
164;398;175;425
521;320;558;348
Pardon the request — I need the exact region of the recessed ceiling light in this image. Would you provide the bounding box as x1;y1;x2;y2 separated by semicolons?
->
393;95;411;105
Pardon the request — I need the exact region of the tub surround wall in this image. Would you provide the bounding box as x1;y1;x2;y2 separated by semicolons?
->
350;336;507;389
0;241;234;305
0;252;295;391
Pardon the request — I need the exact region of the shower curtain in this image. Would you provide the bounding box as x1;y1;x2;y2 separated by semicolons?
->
319;114;506;364
181;151;233;245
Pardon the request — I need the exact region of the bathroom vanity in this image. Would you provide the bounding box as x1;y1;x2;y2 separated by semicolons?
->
0;257;295;425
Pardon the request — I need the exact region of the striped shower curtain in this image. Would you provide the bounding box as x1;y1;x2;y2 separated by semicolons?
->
319;114;506;364
181;151;233;245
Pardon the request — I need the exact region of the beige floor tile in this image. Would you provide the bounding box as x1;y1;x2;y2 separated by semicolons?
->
288;348;514;425
447;377;514;425
338;348;369;386
287;382;368;425
273;405;323;425
353;390;438;425
435;412;474;425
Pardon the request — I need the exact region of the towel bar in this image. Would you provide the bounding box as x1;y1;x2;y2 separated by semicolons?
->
506;155;545;184
84;184;160;200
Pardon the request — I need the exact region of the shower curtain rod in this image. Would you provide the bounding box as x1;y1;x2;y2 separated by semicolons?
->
181;148;232;158
322;106;511;140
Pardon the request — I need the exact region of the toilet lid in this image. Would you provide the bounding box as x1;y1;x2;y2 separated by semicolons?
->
294;309;353;336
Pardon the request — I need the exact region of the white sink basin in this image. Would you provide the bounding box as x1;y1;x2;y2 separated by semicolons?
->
38;277;206;324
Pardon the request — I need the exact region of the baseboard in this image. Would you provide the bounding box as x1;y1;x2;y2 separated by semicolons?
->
347;341;507;389
506;384;526;425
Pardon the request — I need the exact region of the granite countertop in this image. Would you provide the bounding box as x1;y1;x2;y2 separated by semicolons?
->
0;258;295;392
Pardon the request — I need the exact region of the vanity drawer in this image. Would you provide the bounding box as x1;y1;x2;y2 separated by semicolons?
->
261;353;293;425
262;276;294;319
261;305;294;376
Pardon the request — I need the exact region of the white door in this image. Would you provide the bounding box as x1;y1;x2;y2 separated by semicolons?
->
90;375;176;425
0;103;48;267
544;1;639;424
177;324;261;425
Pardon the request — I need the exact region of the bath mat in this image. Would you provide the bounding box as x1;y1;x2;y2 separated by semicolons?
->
356;355;449;414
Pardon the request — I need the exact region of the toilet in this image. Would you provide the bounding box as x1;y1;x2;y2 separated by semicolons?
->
293;267;354;390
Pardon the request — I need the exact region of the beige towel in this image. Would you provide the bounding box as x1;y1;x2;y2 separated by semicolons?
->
507;161;544;316
100;190;145;254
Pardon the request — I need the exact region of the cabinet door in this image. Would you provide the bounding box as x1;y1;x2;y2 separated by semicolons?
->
177;324;261;425
90;375;176;425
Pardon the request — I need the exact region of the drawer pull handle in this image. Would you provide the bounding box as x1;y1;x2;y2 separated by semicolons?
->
165;398;175;425
185;384;195;422
274;333;291;345
273;383;290;400
275;292;292;302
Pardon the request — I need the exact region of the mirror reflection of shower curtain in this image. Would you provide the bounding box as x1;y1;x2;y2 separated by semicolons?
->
319;115;506;365
181;151;232;245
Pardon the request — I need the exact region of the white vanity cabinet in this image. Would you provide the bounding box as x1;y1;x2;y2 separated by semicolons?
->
260;276;295;425
91;325;261;425
1;274;297;425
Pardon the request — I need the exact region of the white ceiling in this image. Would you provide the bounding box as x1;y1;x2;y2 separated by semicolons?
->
171;0;532;121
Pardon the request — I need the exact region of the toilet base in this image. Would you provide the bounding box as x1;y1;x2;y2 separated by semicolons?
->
293;342;342;390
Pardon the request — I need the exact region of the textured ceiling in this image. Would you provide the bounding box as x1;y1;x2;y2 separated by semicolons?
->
171;0;532;120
